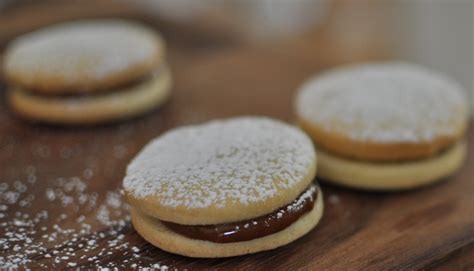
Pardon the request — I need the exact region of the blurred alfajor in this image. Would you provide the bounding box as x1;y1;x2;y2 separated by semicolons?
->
2;19;171;124
295;62;468;190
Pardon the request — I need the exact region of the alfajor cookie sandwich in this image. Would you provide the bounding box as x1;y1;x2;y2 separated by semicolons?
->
2;19;171;124
295;62;468;190
123;117;323;258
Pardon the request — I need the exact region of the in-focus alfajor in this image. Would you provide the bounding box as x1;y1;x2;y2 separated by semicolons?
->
123;117;323;257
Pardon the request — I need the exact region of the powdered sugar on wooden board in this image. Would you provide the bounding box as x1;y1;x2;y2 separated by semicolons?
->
296;62;468;143
123;117;316;209
0;170;168;270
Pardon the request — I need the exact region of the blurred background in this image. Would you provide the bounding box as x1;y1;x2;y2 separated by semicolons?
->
0;2;472;269
0;0;472;113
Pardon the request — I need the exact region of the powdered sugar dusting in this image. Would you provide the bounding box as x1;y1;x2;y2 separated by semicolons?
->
123;117;316;208
4;19;161;88
0;173;168;270
286;184;317;212
296;62;468;143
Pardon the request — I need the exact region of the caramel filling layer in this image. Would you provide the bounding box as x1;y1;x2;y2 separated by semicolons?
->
162;183;318;243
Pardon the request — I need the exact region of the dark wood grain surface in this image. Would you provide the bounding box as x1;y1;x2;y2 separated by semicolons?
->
1;1;473;270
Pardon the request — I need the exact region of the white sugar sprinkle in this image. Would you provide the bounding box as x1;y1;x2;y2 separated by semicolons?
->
296;62;468;143
4;19;161;88
286;184;317;212
124;117;316;209
0;173;167;269
328;194;340;205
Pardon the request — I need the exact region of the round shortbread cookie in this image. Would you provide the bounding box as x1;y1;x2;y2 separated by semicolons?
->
295;62;468;161
317;141;466;190
131;188;323;258
124;117;317;225
3;19;165;94
8;67;171;124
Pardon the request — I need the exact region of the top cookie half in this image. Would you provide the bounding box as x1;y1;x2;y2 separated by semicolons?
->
3;19;165;94
295;62;468;161
123;117;317;225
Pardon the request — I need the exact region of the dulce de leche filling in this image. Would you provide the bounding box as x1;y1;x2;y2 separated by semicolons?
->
162;183;318;243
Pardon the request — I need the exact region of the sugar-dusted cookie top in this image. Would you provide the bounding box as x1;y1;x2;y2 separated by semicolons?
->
296;62;468;144
3;19;164;94
124;117;317;225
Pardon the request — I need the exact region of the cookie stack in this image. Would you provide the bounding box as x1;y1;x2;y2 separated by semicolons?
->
3;19;171;124
123;117;323;258
295;62;468;190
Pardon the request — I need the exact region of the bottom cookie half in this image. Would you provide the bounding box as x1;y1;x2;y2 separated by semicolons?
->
8;67;171;125
317;141;466;190
131;188;324;258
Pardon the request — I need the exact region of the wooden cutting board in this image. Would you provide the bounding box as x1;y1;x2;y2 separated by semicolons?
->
0;2;473;270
